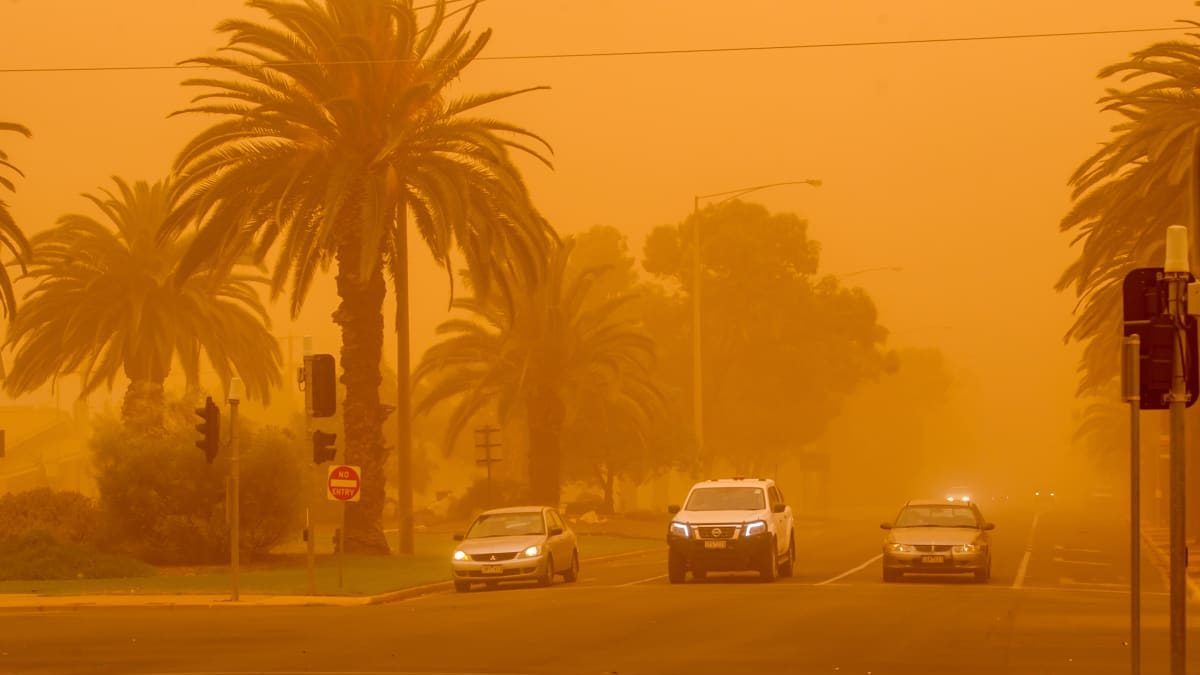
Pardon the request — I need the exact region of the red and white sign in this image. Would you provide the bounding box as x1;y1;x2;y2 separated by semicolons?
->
327;465;362;503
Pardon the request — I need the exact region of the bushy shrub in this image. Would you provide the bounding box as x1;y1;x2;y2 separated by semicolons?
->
93;408;306;564
0;488;102;546
0;531;154;581
448;478;529;521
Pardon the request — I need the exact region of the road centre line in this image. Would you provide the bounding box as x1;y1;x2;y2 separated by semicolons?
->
618;574;668;587
815;554;883;585
1012;512;1041;589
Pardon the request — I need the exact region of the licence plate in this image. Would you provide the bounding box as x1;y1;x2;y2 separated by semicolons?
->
481;564;504;575
704;540;727;550
920;555;945;564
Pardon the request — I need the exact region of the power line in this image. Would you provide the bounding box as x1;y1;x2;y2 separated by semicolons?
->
0;25;1189;75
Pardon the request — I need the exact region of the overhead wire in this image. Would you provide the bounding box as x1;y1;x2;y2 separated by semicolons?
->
0;25;1192;75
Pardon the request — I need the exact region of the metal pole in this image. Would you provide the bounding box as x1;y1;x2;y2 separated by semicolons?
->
1166;264;1188;675
1123;335;1141;675
691;196;703;461
229;397;240;602
338;502;346;590
302;337;316;595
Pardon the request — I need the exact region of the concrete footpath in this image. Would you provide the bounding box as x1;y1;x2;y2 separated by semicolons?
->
0;547;661;610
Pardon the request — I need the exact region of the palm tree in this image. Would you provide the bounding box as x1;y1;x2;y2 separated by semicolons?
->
4;177;281;429
1059;25;1200;393
168;0;552;553
0;122;33;319
414;240;662;505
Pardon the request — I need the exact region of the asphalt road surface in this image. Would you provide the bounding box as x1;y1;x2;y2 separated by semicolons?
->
5;497;1198;675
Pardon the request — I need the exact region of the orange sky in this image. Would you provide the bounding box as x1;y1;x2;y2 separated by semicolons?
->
0;0;1189;465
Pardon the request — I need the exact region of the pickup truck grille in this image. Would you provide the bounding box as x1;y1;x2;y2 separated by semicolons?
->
693;525;740;540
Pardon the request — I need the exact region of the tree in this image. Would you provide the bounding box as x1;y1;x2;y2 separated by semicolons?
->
0;122;33;319
415;239;662;505
1058;20;1200;394
168;0;552;553
559;226;690;511
4;177;280;429
643;200;894;473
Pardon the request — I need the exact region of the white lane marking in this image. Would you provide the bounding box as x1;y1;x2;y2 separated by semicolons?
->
618;574;668;587
815;554;883;586
1052;557;1111;567
1012;512;1041;589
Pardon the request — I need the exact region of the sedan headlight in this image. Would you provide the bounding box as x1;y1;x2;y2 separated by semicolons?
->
954;543;979;554
452;550;468;561
888;543;916;553
669;521;690;538
518;545;540;558
743;520;768;537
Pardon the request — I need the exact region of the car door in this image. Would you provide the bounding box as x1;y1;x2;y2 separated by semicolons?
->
768;486;788;556
546;509;569;569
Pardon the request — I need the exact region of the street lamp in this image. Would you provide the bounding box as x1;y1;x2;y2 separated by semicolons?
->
690;179;822;458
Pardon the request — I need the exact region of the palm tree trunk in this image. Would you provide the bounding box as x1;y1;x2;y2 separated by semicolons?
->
602;467;616;515
334;234;389;554
526;386;565;505
121;378;166;430
393;210;414;556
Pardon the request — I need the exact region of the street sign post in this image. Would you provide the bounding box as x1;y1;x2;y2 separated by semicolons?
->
1122;335;1142;675
474;426;502;508
327;464;360;590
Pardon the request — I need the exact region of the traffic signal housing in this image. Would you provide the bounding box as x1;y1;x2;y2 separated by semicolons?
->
313;430;337;464
194;396;220;463
1123;267;1200;409
305;354;336;418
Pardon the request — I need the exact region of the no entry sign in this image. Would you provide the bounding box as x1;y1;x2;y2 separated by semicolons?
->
327;465;362;503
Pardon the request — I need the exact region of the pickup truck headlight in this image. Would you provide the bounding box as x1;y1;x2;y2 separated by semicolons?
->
887;543;916;553
669;521;690;538
743;520;767;537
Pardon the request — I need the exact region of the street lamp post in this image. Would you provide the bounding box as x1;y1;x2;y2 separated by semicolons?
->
690;179;822;460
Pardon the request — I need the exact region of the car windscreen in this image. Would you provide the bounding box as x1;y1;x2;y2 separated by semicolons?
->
685;487;765;511
466;512;546;538
894;505;980;528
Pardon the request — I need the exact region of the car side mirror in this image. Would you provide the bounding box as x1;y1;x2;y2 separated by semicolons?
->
983;523;996;531
880;522;893;530
549;527;564;536
667;504;681;514
772;503;786;514
453;533;464;541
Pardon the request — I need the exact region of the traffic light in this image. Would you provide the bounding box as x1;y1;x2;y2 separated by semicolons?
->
313;430;337;464
194;396;220;463
1123;267;1200;409
305;354;336;418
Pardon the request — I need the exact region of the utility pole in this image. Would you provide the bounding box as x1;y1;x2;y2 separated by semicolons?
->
474;426;502;507
227;377;244;602
1163;224;1188;675
1122;335;1141;675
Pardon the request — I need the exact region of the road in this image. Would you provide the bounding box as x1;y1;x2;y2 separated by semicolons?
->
4;497;1198;675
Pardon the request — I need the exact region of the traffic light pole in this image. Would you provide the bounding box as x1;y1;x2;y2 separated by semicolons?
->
1168;272;1187;675
1123;335;1141;675
228;379;243;602
302;336;317;595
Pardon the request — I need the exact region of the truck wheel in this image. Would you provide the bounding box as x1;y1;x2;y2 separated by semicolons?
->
779;537;795;578
668;549;687;584
759;538;778;582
